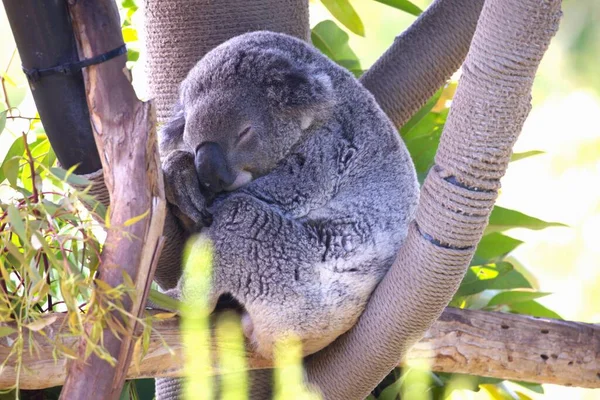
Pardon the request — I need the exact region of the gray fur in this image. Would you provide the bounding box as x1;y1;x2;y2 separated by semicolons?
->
159;31;419;358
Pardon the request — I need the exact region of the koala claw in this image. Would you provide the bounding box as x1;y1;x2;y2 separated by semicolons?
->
163;150;211;231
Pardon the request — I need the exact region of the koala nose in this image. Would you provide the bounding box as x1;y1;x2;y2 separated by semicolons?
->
195;142;236;192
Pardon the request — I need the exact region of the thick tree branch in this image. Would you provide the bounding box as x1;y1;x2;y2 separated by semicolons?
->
1;309;598;390
360;0;484;128
58;1;166;399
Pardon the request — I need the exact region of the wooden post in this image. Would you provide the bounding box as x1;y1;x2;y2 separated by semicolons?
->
57;1;166;399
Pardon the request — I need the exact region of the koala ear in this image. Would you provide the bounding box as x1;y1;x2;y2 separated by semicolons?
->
158;101;186;154
265;60;334;128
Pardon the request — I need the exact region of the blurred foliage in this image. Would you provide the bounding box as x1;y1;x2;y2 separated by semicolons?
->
0;0;575;399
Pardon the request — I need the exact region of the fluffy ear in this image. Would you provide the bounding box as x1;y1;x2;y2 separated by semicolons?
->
265;59;334;127
158;101;186;155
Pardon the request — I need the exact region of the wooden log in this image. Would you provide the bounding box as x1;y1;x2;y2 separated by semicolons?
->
1;308;598;390
57;0;166;399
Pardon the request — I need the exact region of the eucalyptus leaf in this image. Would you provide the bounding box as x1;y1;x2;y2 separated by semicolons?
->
0;110;6;134
311;20;362;72
471;233;523;266
455;262;532;297
373;0;422;16
486;206;566;234
321;0;365;37
0;136;25;184
487;290;551;307
510;150;545;162
50;166;91;186
509;300;562;319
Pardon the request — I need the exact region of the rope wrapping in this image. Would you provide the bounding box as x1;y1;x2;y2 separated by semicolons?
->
304;0;562;398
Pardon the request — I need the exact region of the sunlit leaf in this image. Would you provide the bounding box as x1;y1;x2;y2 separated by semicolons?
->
127;49;140;62
455;262;532;297
124;209;149;227
148;289;182;312
486;206;566;234
122;27;138;42
487;290;551;307
373;0;422;16
321;0;365;37
510;150;545;162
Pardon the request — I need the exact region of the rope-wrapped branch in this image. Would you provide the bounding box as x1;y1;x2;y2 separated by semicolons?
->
304;0;562;398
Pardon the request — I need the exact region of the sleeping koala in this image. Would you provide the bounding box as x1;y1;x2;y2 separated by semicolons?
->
159;31;419;358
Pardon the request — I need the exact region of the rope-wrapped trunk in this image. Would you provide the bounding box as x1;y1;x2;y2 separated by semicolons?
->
304;0;562;398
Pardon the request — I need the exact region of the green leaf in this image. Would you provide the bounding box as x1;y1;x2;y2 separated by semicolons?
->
7;204;26;241
373;0;422;16
487;290;551;307
509;300;562;319
377;377;402;400
472;233;523;265
127;49;140;62
148;289;182;312
456;262;532;297
321;0;365;37
486;206;566;234
0;136;25;184
512;381;544;394
400;88;443;136
0;110;6;134
311;20;361;72
510;150;545;162
0;326;16;338
50;166;91;186
121;0;137;9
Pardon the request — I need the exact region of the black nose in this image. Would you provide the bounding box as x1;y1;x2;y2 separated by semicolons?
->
195;142;235;192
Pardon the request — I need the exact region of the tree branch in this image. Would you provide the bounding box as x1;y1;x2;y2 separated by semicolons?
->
1;309;598;390
360;0;484;128
57;1;166;399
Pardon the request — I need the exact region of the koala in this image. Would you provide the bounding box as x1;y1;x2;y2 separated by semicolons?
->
159;31;419;358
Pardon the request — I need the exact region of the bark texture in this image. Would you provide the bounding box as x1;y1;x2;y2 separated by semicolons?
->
58;1;166;399
2;309;598;390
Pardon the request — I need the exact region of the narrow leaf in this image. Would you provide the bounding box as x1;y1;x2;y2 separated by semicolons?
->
50;166;91;186
472;232;523;265
0;326;16;338
24;314;58;331
0;136;25;184
311;20;361;72
373;0;422;16
0;110;6;134
487;290;551;307
124;209;149;227
509;300;562;319
7;205;26;241
510;150;545;162
486;206;566;234
321;0;365;36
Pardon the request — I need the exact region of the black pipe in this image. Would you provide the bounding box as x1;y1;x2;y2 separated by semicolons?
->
2;0;101;174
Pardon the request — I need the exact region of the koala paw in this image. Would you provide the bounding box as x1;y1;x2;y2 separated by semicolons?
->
162;150;212;231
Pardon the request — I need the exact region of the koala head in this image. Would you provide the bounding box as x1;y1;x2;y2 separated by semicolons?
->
160;33;336;193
